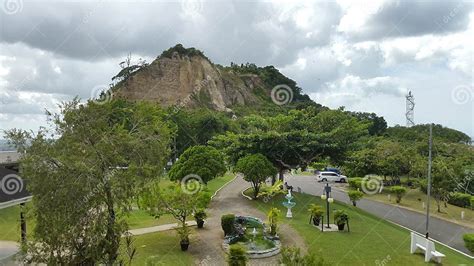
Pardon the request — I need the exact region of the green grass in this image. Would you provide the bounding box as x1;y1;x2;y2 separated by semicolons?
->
365;188;474;228
120;230;193;265
0;173;236;240
126;173;235;229
246;189;473;265
0;203;34;241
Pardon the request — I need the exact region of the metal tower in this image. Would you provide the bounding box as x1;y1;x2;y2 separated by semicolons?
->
406;91;415;127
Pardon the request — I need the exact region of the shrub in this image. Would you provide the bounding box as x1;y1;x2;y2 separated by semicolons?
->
268;208;280;236
348;190;364;206
308;204;324;218
333;210;348;226
447;192;472;208
194;209;207;221
471;197;474;209
227;244;248;266
390;186;407;203
279;246;327;266
419;179;428;194
221;214;235;236
463;234;474;253
348;178;363;190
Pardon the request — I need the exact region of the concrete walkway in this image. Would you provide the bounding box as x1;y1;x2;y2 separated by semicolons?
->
0;241;18;265
286;174;474;255
127;221;197;236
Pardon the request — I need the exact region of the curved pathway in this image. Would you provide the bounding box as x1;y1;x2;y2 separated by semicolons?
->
189;175;307;265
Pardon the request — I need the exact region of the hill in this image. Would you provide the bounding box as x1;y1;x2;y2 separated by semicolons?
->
112;44;313;113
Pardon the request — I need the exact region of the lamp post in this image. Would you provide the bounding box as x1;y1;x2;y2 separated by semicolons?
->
321;183;334;228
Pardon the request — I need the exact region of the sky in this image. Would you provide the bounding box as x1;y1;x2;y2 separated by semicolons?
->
0;0;473;138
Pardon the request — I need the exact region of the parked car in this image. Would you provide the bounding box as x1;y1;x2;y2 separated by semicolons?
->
316;171;347;183
324;167;341;175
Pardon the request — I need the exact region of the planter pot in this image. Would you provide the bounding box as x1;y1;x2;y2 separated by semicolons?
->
352;201;357;207
180;240;189;251
312;217;321;226
337;223;345;231
197;219;205;228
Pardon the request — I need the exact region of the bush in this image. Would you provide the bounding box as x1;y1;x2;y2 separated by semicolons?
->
348;178;363;190
227;244;248;266
279;246;327;266
268;208;280;236
390;186;407;203
194;209;207;221
333;210;348;226
221;214;235;236
448;192;472;208
347;190;364;206
463;234;474;253
308;204;324;218
471;197;474;209
419;179;428;194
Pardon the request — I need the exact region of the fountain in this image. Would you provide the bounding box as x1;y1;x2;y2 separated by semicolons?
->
282;190;296;218
223;216;281;258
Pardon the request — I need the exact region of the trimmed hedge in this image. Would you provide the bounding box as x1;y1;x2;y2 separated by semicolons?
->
447;192;472;208
463;233;474;253
348;178;363;190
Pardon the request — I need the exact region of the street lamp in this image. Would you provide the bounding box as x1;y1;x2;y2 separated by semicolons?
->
320;183;333;228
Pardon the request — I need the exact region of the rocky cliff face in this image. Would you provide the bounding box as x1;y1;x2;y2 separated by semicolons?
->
113;51;267;112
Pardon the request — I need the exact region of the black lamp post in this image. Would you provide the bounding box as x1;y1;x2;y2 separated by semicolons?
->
320;183;334;228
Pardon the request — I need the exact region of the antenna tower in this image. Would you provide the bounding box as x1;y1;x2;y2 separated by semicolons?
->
406;91;415;127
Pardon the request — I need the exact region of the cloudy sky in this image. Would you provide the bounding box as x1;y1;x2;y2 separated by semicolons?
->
0;0;473;137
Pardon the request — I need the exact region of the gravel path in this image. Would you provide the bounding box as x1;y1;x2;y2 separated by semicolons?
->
189;174;307;265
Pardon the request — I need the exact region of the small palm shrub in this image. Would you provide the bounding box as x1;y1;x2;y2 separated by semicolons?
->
347;190;364;206
227;244;248;266
268;207;280;236
390;186;407;203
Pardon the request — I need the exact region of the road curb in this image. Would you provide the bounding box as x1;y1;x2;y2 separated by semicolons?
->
211;174;238;200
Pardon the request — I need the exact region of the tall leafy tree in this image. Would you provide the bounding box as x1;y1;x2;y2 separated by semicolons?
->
168;145;226;184
5;99;171;264
235;154;277;199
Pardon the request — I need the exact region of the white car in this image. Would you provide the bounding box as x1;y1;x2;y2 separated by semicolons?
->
316;171;347;183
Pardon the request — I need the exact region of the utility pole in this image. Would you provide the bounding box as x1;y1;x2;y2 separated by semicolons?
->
425;123;433;238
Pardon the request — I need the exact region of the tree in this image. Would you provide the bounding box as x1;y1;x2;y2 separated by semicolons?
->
5;99;171;264
141;182;210;249
235;154;277;199
168;145;226;184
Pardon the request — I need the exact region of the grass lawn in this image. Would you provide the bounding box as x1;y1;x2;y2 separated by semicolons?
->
245;188;473;265
126;173;234;229
0;203;35;241
365;188;474;229
120;230;194;265
0;173;236;240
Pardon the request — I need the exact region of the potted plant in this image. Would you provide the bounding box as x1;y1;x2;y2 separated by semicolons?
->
194;209;207;229
334;210;348;231
308;204;324;226
176;225;190;251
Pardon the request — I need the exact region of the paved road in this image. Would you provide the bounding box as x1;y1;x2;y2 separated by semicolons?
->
286;174;474;255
